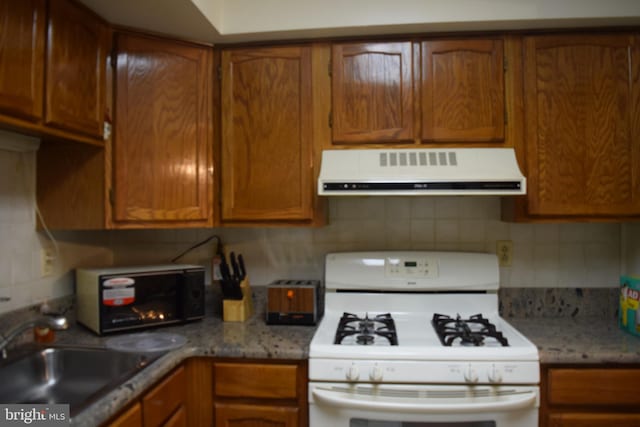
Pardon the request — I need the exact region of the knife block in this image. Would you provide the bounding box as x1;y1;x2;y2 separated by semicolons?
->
223;278;253;322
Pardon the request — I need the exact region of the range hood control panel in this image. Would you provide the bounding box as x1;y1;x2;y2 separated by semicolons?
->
385;257;438;278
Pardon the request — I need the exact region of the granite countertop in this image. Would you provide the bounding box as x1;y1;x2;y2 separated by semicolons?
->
7;287;640;426
52;287;317;427
510;316;640;364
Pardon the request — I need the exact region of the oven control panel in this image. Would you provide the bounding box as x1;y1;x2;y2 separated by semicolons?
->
385;256;438;278
309;359;540;385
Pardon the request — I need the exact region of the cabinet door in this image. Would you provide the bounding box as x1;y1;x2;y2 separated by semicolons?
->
45;0;107;138
332;42;415;143
162;405;186;427
113;33;212;227
215;403;298;427
142;366;186;427
422;39;504;142
106;402;142;427
524;34;640;216
0;0;45;121
221;46;314;221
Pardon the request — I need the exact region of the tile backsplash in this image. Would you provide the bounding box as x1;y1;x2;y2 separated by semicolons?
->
105;197;622;289
0;134;112;314
0;133;627;313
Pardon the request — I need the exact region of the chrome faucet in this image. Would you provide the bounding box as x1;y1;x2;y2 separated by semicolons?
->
0;314;68;359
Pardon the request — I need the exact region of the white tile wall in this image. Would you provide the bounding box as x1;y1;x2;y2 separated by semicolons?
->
0;133;113;313
109;197;622;289
0;128;626;313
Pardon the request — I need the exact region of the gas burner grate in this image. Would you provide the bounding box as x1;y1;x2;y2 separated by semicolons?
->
432;313;509;347
334;312;398;345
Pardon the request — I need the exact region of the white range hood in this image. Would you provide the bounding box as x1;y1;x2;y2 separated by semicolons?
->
318;148;526;196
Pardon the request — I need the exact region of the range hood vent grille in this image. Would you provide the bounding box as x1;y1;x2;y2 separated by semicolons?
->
318;148;526;197
380;151;457;168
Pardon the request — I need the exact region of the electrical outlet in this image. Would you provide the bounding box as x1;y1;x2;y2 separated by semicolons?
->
496;240;513;267
40;247;56;277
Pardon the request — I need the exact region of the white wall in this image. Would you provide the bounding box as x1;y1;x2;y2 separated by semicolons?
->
623;223;640;276
216;0;640;37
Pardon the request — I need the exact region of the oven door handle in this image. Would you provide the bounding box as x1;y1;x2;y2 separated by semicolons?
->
312;388;537;414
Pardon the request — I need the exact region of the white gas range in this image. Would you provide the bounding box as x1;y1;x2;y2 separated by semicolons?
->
309;251;540;427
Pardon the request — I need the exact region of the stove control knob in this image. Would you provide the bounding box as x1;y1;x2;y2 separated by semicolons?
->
463;365;479;383
488;364;503;383
369;366;384;382
346;365;360;381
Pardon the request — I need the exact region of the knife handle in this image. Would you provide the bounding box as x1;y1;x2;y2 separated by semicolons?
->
238;254;246;280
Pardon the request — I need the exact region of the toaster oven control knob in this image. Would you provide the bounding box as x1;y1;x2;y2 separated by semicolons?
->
488;364;503;383
463;365;479;383
346;365;360;381
369;365;384;382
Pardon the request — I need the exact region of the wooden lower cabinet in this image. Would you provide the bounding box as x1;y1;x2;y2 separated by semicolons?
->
108;403;142;427
541;365;640;427
215;402;298;427
104;358;308;427
162;405;187;427
104;365;187;427
142;366;186;427
213;359;308;427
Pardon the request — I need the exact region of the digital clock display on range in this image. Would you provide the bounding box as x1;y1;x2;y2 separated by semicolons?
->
404;261;417;267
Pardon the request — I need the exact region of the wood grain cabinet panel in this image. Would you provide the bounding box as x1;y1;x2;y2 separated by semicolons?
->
541;366;640;427
45;0;107;138
106;402;142;427
547;368;640;406
221;46;315;222
112;32;213;227
0;0;45;121
215;362;298;399
212;359;307;427
142;366;186;427
215;403;298;427
547;412;640;427
421;39;505;142
523;33;640;217
161;405;186;427
332;42;414;143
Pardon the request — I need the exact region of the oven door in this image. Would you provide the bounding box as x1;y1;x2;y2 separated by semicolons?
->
309;382;539;427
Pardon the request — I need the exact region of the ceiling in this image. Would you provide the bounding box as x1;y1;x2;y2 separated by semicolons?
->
78;0;640;44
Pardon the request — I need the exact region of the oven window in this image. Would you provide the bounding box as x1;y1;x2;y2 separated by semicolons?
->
351;421;496;427
100;272;179;330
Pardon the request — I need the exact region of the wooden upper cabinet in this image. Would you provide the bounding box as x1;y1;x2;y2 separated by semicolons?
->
332;42;415;143
221;46;315;222
0;0;45;121
421;39;505;142
45;0;107;138
523;34;640;217
112;33;213;227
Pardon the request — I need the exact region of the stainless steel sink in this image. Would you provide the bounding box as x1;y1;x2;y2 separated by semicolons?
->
0;346;162;415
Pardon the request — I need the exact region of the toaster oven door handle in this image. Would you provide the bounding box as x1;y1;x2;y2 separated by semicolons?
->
312;387;537;414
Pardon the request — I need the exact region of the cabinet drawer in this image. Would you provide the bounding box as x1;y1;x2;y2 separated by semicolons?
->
548;412;640;427
548;368;640;406
215;402;298;427
142;366;186;427
214;363;298;399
